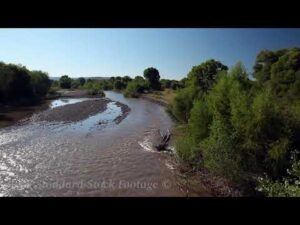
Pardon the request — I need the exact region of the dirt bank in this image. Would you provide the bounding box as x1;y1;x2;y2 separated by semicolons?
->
0;101;50;128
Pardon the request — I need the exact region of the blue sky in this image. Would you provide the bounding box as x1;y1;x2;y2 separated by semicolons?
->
0;28;300;80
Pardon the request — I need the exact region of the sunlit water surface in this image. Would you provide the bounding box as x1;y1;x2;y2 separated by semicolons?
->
0;92;188;196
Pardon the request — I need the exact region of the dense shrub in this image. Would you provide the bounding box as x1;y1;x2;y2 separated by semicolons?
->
256;151;300;197
254;47;300;99
113;80;127;90
175;129;201;165
171;60;228;123
124;76;148;98
0;62;51;104
83;80;106;97
188;99;211;143
173;56;300;195
171;85;198;123
29;70;51;97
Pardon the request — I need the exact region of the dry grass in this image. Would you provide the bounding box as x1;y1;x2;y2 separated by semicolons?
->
143;88;176;106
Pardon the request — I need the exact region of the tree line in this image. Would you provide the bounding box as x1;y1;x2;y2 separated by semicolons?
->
52;67;182;98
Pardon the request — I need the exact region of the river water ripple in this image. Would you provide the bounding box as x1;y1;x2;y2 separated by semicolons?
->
0;91;188;196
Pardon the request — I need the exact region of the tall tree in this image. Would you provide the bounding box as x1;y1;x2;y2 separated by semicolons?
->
59;75;72;89
187;59;228;93
143;67;161;90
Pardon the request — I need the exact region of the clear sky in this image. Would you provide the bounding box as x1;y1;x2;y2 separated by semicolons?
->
0;28;300;80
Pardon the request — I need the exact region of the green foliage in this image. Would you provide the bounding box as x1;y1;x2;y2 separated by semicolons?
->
171;60;228;123
0;62;51;104
188;100;211;143
0;62;31;102
257;151;300;197
87;88;105;97
187;59;228;93
200;118;242;181
160;79;171;89
254;48;300;99
171;85;198;123
173;56;300;193
161;79;180;90
113;79;126;90
59;75;72;89
124;77;147;98
78;77;86;86
82;79;106;97
29;70;51;97
175;128;202;165
143;67;161;90
199;70;247;181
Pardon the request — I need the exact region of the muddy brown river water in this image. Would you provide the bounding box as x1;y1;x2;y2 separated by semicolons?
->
0;91;209;196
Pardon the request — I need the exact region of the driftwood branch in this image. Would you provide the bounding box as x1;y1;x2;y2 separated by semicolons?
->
154;129;171;151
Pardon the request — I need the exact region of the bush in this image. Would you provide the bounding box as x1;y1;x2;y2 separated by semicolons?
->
83;81;105;97
188;100;211;143
200;118;242;181
113;80;126;90
87;88;105;97
171;85;198;123
124;77;148;98
0;62;32;102
0;62;51;104
257;151;300;197
124;81;142;98
29;70;51;97
175;128;201;165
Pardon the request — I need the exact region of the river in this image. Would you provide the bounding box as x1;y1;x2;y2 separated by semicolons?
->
0;91;208;196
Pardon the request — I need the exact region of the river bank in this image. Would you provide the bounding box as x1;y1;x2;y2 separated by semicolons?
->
141;90;243;196
0;89;241;196
0;91;197;196
0;89;105;128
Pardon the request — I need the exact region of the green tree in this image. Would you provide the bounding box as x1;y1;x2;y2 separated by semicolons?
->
59;75;72;89
29;70;51;97
78;77;86;86
113;80;126;90
143;67;161;90
187;59;228;93
0;62;32;102
253;48;300;99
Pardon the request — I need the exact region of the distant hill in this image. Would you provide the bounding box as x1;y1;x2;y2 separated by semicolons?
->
50;76;111;81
